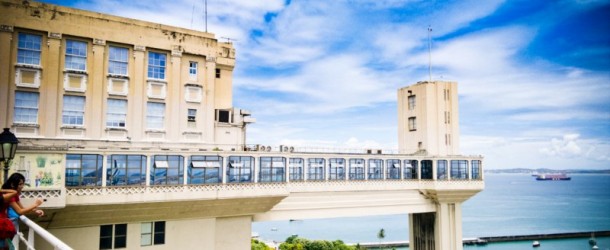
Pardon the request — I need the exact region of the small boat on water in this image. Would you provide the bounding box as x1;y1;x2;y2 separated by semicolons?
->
592;245;599;250
536;173;571;181
532;240;541;247
589;233;597;246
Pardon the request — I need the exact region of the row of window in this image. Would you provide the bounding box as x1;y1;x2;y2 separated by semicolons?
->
100;222;164;250
16;32;218;80
65;154;483;187
14;91;174;129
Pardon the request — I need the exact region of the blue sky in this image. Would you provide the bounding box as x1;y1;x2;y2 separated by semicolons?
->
42;0;610;169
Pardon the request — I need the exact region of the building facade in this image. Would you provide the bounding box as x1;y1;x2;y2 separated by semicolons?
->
0;0;253;149
398;81;460;156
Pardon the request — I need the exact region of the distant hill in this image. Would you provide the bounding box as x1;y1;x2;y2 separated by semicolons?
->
485;168;610;174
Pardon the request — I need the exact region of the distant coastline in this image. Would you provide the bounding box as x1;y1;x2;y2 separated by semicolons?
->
485;168;610;174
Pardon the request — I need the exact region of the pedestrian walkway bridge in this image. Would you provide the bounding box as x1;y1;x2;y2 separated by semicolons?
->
22;149;484;250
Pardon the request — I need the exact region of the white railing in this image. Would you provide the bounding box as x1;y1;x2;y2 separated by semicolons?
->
14;215;73;250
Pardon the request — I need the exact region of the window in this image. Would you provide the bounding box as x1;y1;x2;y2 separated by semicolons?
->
471;160;481;180
349;158;365;180
148;52;166;79
329;158;345;180
404;160;418;179
189;61;198;79
14;91;39;124
189;155;222;184
215;68;220;78
289;158;304;181
109;46;129;76
107;99;127;128
17;33;42;65
408;95;416;110
151;155;184;185
146;102;165;129
100;224;127;250
188;109;196;122
421;160;433;180
307;158;325;181
65;40;87;71
107;155;146;186
368;159;383;180
141;221;165;246
386;159;400;179
65;154;103;187
445;111;451;124
445;134;451;146
437;160;447;180
450;160;468;179
217;110;230;123
408;117;416;131
62;95;85;126
259;157;286;182
227;156;253;183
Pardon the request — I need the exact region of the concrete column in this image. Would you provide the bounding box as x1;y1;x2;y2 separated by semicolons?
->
101;153;108;187
89;39;106;139
221;156;227;184
285;158;290;183
214;216;251;250
42;32;62;138
130;45;146;141
168;49;182;141
253;156;258;183
435;202;462;250
0;27;13;127
145;153;152;186
204;58;216;143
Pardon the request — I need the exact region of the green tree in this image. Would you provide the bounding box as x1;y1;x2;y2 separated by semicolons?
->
252;239;273;250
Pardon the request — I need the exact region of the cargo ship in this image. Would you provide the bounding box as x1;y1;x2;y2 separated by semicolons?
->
535;173;571;181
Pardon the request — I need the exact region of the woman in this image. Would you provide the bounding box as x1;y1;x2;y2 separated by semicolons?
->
2;173;44;244
0;187;18;250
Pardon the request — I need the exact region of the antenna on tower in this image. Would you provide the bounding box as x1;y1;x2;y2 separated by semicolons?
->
190;4;195;29
204;0;208;32
427;25;432;83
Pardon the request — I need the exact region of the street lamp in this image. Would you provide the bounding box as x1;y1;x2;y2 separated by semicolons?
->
0;128;19;182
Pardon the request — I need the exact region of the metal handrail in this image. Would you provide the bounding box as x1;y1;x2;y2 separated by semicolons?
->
15;215;73;250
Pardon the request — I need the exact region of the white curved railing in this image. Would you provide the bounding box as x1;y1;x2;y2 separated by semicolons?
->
14;215;73;250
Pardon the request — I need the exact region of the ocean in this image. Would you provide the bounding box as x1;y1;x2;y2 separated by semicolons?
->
252;174;610;249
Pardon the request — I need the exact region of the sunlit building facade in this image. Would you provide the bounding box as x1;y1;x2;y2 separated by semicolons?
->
398;81;460;156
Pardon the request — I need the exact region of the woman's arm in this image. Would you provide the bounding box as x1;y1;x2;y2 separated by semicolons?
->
1;189;17;202
10;198;43;215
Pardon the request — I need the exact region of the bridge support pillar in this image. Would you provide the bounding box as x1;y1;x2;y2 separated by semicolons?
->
410;202;463;250
214;216;252;250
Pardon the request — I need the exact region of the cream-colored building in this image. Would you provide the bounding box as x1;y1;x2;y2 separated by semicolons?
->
398;81;460;156
0;1;483;250
0;0;253;148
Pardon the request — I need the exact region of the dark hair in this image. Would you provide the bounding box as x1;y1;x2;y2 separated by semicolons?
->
2;173;25;190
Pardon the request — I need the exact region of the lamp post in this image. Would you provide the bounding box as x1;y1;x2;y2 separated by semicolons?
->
0;128;19;182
